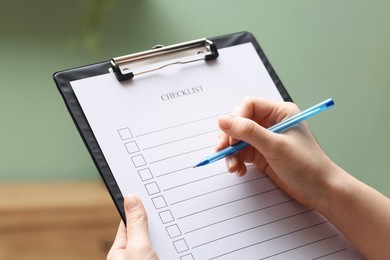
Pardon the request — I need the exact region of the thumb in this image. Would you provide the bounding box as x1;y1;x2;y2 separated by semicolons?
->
218;114;277;154
124;194;151;246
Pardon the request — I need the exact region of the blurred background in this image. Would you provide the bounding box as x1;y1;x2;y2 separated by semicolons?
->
1;0;389;259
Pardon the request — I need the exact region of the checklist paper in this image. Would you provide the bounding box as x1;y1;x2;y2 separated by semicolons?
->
71;43;363;259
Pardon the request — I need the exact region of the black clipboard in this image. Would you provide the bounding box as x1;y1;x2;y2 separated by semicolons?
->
53;31;292;221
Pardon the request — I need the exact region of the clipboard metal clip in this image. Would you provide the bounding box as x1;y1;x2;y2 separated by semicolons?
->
111;38;219;81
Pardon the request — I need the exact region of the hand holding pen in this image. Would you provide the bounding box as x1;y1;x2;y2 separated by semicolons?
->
202;97;336;207
195;98;334;168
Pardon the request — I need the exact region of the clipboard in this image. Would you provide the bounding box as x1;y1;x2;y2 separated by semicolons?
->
53;32;362;259
54;31;291;218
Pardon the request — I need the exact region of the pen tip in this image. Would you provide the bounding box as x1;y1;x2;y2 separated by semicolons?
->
193;160;208;168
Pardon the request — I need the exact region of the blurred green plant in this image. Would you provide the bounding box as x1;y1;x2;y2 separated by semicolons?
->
69;0;117;53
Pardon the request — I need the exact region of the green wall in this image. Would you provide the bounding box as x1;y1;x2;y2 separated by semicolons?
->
1;0;389;196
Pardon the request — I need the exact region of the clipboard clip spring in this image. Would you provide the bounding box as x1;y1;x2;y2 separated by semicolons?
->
111;38;219;81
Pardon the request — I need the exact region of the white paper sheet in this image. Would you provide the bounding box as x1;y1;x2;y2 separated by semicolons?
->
71;43;363;259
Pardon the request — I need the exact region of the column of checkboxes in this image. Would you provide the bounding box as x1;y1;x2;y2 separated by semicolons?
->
118;127;146;168
118;127;192;258
156;211;192;256
118;128;166;210
117;128;172;219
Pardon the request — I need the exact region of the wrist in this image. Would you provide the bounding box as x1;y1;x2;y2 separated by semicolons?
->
312;161;353;217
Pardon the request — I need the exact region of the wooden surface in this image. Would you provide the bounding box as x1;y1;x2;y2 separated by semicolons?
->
0;181;120;260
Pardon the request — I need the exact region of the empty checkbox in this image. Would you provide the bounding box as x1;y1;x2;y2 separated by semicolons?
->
158;210;174;224
173;239;189;253
144;182;160;195
125;141;140;154
118;128;133;140
152;195;167;209
138;168;153;181
166;224;182;238
131;155;146;167
180;254;194;260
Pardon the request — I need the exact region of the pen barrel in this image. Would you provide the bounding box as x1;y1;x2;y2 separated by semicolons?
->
268;98;334;133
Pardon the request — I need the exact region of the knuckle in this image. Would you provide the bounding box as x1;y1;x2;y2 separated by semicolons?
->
127;212;148;225
239;120;257;136
273;135;289;147
285;102;300;114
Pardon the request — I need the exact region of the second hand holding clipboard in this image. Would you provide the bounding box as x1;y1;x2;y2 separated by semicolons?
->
194;98;335;167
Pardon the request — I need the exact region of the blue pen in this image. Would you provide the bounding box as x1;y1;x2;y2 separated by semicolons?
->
194;98;335;168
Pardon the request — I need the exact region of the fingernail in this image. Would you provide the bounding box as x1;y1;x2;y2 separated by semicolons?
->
226;157;232;169
215;134;221;151
235;171;243;177
125;194;139;210
226;156;235;172
219;115;234;131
